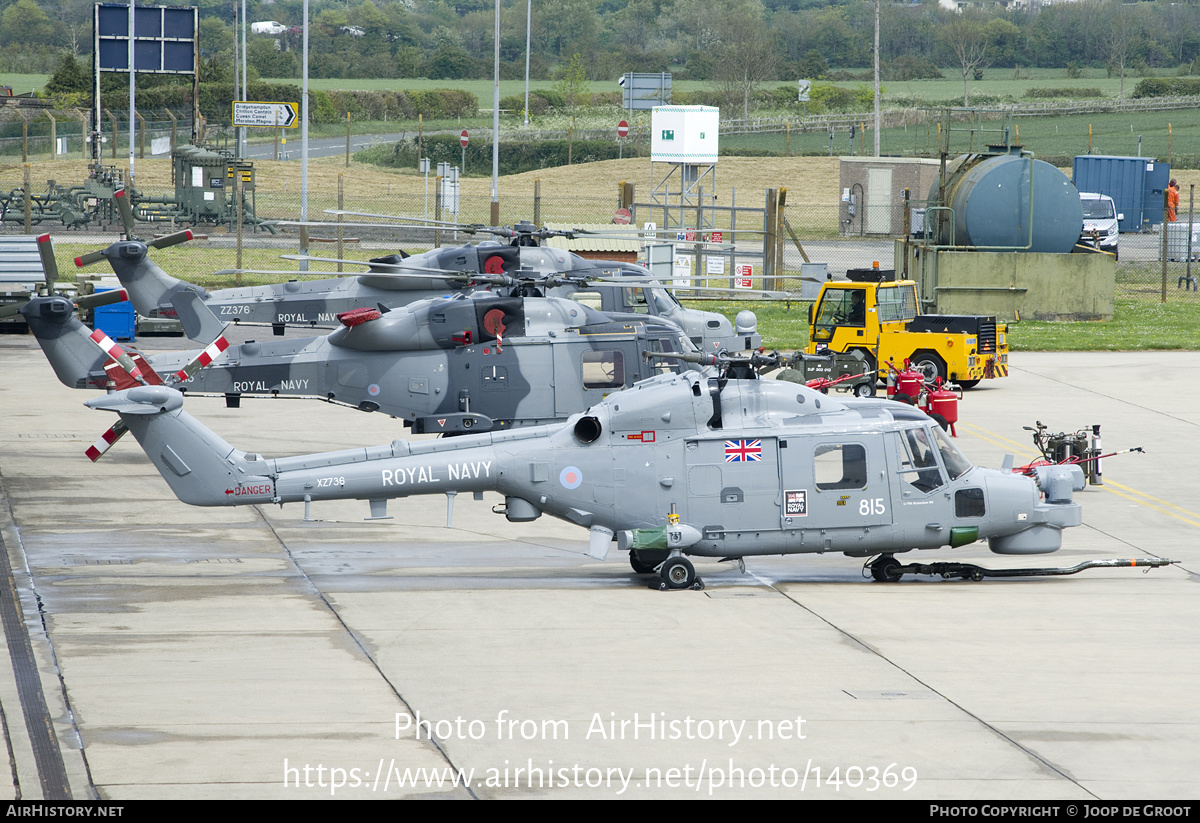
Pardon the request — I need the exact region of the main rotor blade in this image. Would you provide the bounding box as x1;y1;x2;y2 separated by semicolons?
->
324;210;479;230
277;255;470;276
114;189;137;237
147;229;194;250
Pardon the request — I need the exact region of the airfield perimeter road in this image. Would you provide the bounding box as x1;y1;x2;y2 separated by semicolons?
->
0;334;1196;800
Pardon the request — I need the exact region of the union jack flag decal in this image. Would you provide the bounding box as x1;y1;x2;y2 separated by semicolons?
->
724;439;762;462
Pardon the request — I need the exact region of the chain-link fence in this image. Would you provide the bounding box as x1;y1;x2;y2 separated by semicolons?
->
3;155;1198;308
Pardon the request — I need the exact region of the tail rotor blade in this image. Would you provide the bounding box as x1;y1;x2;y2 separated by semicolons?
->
88;328;147;386
171;333;230;385
147;229;194;251
114;189;136;237
36;234;58;292
75;249;107;268
85;420;129;462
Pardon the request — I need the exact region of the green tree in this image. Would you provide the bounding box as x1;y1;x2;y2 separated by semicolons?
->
0;0;59;48
552;53;589;112
942;12;991;106
45;52;89;96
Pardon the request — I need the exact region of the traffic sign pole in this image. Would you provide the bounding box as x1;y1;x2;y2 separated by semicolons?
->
461;129;468;175
617;120;629;160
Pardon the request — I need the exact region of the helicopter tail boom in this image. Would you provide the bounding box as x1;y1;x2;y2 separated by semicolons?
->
87;385;516;510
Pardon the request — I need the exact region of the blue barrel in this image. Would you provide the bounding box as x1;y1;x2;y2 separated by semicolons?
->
932;154;1083;253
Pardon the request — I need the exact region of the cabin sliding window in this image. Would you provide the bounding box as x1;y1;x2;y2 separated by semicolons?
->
814;443;867;491
582;350;625;389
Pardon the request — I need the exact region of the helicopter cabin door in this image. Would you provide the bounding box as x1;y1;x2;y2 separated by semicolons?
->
682;436;782;539
778;433;892;533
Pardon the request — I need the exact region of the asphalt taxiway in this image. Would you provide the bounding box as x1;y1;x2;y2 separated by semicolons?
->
0;335;1196;800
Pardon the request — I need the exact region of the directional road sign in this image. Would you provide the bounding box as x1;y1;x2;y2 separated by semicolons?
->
232;101;299;129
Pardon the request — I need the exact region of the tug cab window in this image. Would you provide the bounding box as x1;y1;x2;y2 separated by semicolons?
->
814;443;867;490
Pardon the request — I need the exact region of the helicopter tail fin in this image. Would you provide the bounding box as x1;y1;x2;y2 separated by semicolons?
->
81;233;209;336
86;386;270;506
20;296;119;389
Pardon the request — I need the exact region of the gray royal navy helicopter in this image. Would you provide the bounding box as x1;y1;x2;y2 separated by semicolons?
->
21;285;703;440
77;191;760;352
75;347;1169;588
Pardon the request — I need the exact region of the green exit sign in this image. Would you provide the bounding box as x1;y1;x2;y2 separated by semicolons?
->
661;130;675;140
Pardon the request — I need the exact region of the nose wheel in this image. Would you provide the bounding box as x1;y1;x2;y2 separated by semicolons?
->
656;556;704;590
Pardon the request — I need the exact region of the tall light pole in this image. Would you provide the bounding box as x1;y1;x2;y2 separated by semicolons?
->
873;0;880;157
301;0;309;270
242;0;248;157
524;0;531;128
491;0;500;225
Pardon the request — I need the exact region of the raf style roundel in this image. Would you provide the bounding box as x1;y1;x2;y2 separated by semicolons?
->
559;466;584;489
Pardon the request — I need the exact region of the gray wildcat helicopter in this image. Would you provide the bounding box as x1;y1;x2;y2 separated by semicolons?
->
76;347;1169;589
76;191;760;352
21;279;702;442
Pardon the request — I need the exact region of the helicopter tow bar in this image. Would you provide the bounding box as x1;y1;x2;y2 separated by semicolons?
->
866;554;1175;583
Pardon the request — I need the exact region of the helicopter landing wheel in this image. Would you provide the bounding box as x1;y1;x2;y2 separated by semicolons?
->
659;556;697;590
630;549;668;575
870;556;903;583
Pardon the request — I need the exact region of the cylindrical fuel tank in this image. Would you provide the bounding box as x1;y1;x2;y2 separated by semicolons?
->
930;154;1082;253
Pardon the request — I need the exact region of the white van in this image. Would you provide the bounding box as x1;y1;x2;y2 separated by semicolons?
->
1079;192;1121;259
251;21;288;35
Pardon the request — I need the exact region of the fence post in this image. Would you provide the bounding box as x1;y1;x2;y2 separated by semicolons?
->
77;109;87;160
106;109;118;159
435;174;443;247
764;187;778;290
47;112;56;160
166;108;177;151
776;187;787;287
137;111;146;159
19;111;27;163
533;178;541;226
338;174;344;272
1161;186;1169;303
23;164;31;234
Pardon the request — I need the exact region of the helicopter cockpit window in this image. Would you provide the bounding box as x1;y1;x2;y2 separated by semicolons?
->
897;427;944;493
814;443;868;490
623;287;650;313
814;288;866;328
568;290;604;311
933;426;972;480
582;350;625;389
649;287;680;313
648;335;681;375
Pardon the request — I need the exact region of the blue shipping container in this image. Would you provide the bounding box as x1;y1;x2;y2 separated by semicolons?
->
93;288;136;342
1073;155;1170;233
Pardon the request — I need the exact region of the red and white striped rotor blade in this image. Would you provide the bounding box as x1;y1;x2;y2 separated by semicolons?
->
172;333;230;384
88;328;146;385
85;420;128;462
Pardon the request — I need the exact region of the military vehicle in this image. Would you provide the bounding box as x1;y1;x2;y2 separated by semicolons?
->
76;194;760;352
70;349;1170;590
805;269;1008;388
21;287;702;439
